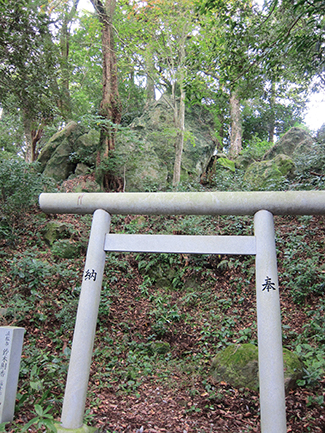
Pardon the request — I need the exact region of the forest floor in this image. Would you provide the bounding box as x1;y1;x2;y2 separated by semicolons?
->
0;207;324;432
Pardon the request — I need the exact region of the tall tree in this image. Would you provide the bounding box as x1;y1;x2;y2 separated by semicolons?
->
0;0;58;161
132;0;197;185
53;0;80;119
90;0;122;159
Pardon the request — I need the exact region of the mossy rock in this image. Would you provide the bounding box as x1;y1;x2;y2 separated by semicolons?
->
51;240;81;259
116;95;216;191
283;348;304;392
43;140;76;181
211;343;303;393
211;344;259;391
273;154;295;176
42;222;73;245
143;264;179;290
218;157;236;172
244;154;295;190
38;121;78;171
150;341;171;354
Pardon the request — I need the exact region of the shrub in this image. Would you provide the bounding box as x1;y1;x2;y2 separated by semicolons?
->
0;157;54;237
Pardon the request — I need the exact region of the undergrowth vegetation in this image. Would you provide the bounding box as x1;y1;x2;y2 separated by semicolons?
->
0;153;324;432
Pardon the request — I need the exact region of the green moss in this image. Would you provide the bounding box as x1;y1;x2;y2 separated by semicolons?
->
273;154;295;176
283;348;303;391
51;240;81;259
218;157;236;172
211;344;259;391
211;344;303;393
42;221;72;246
214;343;258;367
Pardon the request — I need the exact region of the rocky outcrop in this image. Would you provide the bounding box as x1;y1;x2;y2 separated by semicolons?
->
38;122;99;183
38;99;216;190
263;127;314;160
116;96;217;191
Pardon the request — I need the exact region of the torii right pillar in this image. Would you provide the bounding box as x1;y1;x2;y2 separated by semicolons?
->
254;210;286;433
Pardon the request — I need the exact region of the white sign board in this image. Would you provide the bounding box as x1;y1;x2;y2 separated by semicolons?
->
0;327;25;423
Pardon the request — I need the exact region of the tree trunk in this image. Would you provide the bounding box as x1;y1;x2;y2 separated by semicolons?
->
23;115;43;162
268;82;276;144
58;1;79;120
171;20;187;187
172;84;185;186
23;117;32;162
145;49;155;104
146;71;155;104
91;0;121;158
229;89;242;158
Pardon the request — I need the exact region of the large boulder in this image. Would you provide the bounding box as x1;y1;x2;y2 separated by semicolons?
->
211;343;303;393
243;154;295;190
38;123;99;183
38;121;79;171
263;127;314;160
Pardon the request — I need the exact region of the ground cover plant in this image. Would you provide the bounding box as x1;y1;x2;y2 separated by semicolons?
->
0;195;324;432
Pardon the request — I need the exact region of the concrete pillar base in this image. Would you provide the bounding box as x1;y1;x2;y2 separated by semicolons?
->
54;423;99;433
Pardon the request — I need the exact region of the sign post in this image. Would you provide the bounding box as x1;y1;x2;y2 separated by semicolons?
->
0;327;25;424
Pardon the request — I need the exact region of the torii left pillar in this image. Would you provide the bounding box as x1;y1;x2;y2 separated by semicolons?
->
56;209;111;433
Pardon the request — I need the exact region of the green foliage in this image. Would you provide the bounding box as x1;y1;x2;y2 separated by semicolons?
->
291;141;325;190
240;136;273;163
0;158;55;237
20;404;57;432
0;0;59;130
0;109;25;155
294;303;325;387
279;223;325;304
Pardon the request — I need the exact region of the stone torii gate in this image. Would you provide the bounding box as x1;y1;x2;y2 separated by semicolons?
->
39;191;325;433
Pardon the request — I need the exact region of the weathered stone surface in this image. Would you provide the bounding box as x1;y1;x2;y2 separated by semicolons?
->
42;221;73;245
273;154;296;176
150;341;171;354
211;343;303;393
38;123;99;182
43;139;75;181
38;98;216;189
116;96;216;191
211;344;259;391
38;121;79;171
263;127;314;160
282;348;304;392
0;327;25;423
140;261;178;290
73;129;99;168
75;163;91;177
218;157;236;172
316;123;325;144
243;154;295;190
51;240;81;259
